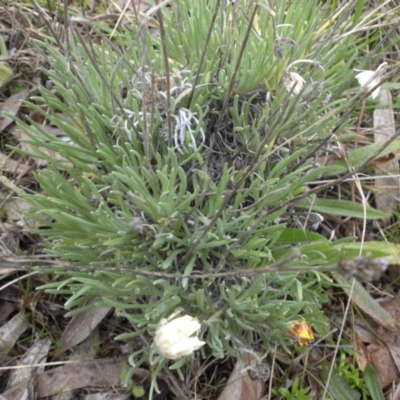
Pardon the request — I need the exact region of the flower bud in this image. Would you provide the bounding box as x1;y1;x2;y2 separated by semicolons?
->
154;314;205;360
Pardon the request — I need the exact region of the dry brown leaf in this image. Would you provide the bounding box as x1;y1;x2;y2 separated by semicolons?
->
366;297;400;388
217;353;268;400
7;338;51;388
368;340;400;388
34;359;147;397
353;315;376;344
1;382;31;400
373;88;399;224
333;272;396;330
0;302;18;326
61;305;112;348
0;90;29;132
8;124;69;168
0;311;29;352
3;197;32;227
354;335;368;372
72;327;101;359
0;151;29;175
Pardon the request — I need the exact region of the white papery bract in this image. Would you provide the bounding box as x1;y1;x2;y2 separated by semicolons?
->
283;72;305;95
154;314;205;360
354;70;380;99
354;62;387;100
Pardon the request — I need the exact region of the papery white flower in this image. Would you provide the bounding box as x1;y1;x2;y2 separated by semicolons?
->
154;313;205;360
283;72;305;95
354;62;387;100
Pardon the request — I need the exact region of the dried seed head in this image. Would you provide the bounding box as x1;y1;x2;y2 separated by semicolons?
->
338;255;391;282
